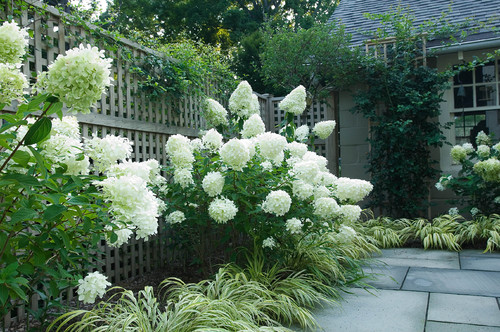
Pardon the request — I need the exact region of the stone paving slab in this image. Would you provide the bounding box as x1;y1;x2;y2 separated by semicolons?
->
362;265;408;289
310;288;428;332
426;321;500;332
427;293;500;327
374;248;460;269
402;267;500;297
460;249;500;258
460;256;500;272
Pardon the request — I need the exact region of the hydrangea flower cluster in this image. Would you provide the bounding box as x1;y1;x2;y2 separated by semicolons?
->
313;120;336;140
228;81;260;119
335;225;357;244
295;125;309;142
278;85;307;115
241;114;266;138
474;158;500;182
208;197;238;224
313;197;340;220
334;177;373;203
0;63;28;105
202;171;225;197
286;218;303;234
219;138;250;171
256;132;287;161
202;129;223;151
167;211;186;224
0;21;29;64
262;190;292;216
204;98;228;127
340;205;362;223
77;272;111;304
477;145;490;158
85;134;133;173
451;145;467;162
36;44;112;113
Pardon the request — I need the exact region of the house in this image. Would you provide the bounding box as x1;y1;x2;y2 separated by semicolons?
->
329;0;500;216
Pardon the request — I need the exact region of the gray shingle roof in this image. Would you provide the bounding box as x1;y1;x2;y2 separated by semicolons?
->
329;0;500;46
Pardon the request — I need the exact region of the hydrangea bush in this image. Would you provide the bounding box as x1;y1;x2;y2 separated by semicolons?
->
0;22;162;322
157;80;372;270
436;131;500;216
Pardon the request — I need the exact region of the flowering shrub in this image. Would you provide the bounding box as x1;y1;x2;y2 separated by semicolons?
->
156;81;372;270
437;131;500;216
0;26;162;322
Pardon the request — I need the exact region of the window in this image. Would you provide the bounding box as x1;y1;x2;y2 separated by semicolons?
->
453;60;500;144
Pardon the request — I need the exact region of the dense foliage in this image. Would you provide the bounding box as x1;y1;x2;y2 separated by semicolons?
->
353;10;452;218
436;132;500;216
260;23;361;99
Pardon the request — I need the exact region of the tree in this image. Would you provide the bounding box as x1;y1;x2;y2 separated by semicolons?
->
260;23;361;99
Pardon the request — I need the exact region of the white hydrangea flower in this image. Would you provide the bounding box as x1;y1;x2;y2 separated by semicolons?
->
96;175;159;240
0;63;28;105
334;178;373;203
107;227;133;248
262;237;276;249
256;132;287;160
279;85;307;115
435;182;445;191
313;197;340;220
241;114;266;138
261;190;292;216
448;207;459;216
340;205;362;223
219;138;250;171
241;138;256;159
85;135;133;173
36;44;112;113
51;116;81;140
173;168;194;188
336;225;356;244
270;150;284;166
166;134;192;155
293;160;320;183
302;151;328;171
0;21;29;64
261;160;273;171
286;142;308;158
190;138;204;152
292;180;314;201
314;185;331;199
317;172;337;187
477;145;490;158
107;161;152;183
202;128;223;151
470;207;480;216
228;81;260;119
40;135;89;175
476;131;490;146
204;98;228;126
286;218;303;234
493;142;500;153
167;210;186;224
169;147;194;169
462;143;474;154
295;125;309;142
77;271;111;304
473;158;500;182
313;120;336;139
208;197;238;224
450;145;467;162
202;171;225;197
286;156;301;168
494;196;500;204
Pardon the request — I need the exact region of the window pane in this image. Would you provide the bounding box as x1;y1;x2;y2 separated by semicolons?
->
475;61;496;83
476;84;497;107
453;69;473;85
454;86;473;108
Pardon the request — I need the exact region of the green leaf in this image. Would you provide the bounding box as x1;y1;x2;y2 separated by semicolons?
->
0;284;8;305
68;196;90;205
11;150;31;167
1;262;18;278
46;102;63;119
0;113;19;123
27;93;48;113
24;117;52;145
27;146;48;178
43;204;67;221
10;207;38;223
1;173;41;187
